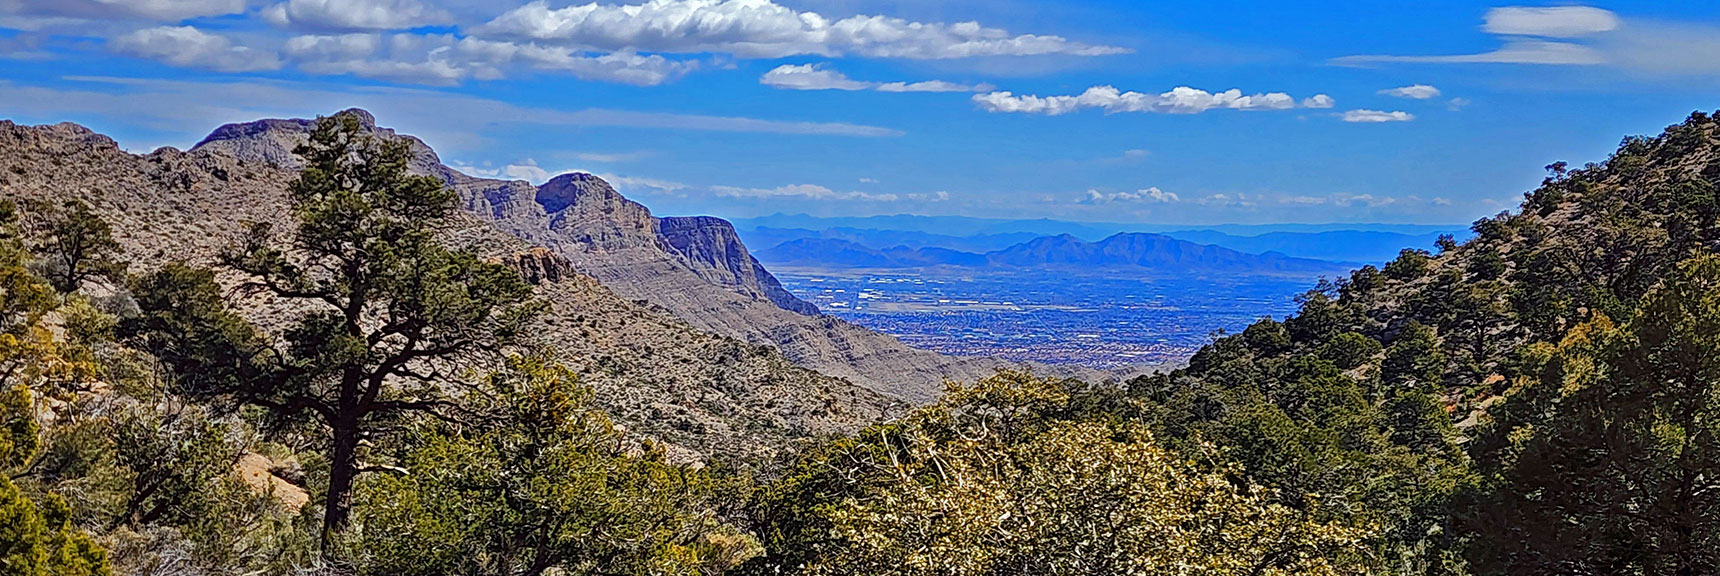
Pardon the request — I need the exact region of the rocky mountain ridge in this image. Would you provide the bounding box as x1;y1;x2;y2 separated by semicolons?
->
0;116;906;463
187;109;1114;401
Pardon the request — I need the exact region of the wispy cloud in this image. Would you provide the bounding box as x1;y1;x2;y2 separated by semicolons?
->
0;76;903;154
1332;5;1720;77
712;184;900;202
1342;109;1415;123
1379;84;1440;99
566;150;650;163
1335;39;1604;66
4;0;246;22
761;64;992;93
1482;6;1619;38
280;34;699;86
1088;149;1151;165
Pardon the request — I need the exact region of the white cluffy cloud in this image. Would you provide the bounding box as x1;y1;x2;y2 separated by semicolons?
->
479;0;1130;60
1301;94;1336;108
111;26;281;72
263;0;452;31
1342;109;1415;123
760;64;991;93
1080;187;1178;205
974;85;1330;116
285;33;698;86
1;0;246;22
1379;84;1441;99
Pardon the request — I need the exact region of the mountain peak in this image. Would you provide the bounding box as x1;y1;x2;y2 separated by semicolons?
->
190;108;438;173
542;171;606;186
537;172;622;214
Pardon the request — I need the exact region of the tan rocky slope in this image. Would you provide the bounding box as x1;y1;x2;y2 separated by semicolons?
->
0;118;904;463
188;109;1106;402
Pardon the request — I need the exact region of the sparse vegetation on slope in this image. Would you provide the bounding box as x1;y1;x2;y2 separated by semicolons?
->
0;112;904;466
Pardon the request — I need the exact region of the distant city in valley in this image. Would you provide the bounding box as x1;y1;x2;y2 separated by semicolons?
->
739;215;1465;369
739;216;1463;370
773;269;1316;369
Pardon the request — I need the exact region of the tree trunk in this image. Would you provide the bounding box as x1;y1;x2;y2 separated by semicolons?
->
322;419;361;551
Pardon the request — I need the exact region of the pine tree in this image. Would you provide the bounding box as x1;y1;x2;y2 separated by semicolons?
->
31;199;124;296
128;112;539;549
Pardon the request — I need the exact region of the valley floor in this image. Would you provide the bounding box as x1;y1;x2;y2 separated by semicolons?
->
771;267;1317;369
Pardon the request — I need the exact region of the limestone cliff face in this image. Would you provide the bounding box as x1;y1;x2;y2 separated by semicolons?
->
185;109;1112;403
660;216;822;317
492;247;572;285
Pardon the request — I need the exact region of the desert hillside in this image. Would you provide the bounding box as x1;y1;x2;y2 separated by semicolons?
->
0;116;904;463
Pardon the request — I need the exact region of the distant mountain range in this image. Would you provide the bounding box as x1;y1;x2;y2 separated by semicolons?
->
756;232;1349;276
736;219;1471;265
1157;229;1462;264
739;227;1042;255
731;213;1469;242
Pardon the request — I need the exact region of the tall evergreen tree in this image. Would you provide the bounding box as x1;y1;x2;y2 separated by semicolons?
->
31;199;124;296
129;111;539;548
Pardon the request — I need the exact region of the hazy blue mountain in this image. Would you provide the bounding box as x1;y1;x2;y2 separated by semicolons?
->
729;213;1468;240
732;214;1119;239
738;226;1043;254
885;246;991;267
988;233;1343;273
734;216;1469;266
1160;229;1471;264
757;239;987;268
759;239;905;267
1161;223;1470;236
758;232;1347;275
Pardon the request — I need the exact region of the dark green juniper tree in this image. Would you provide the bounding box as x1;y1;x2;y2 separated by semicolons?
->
32;199;125;296
128;111;539;548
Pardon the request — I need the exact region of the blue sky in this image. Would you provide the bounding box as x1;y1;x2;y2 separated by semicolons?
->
2;0;1718;226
